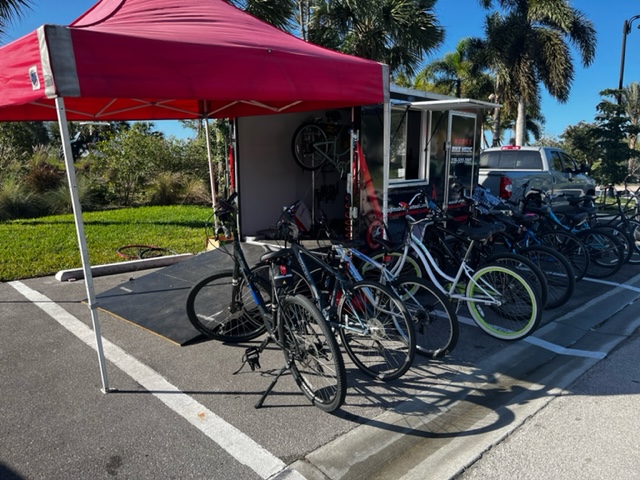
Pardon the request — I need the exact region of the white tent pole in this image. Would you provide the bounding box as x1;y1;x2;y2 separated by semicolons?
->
55;97;110;393
203;117;217;217
382;100;391;228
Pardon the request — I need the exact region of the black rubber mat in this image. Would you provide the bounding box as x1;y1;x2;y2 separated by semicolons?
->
95;244;267;345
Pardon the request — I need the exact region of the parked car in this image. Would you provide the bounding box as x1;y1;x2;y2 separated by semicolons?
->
478;145;596;201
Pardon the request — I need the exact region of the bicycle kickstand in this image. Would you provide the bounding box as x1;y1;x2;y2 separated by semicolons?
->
255;359;293;409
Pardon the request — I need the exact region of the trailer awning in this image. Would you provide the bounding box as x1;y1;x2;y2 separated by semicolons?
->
409;98;501;111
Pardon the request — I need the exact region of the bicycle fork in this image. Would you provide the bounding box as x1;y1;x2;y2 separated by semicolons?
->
234;261;296;409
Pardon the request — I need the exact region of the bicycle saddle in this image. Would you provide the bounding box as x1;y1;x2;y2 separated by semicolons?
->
512;212;539;226
523;204;550;216
457;224;499;242
559;210;589;225
260;248;292;264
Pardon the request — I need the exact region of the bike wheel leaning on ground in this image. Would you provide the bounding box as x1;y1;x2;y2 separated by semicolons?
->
392;275;459;359
576;228;625;278
278;294;347;412
337;280;416;381
186;269;269;342
465;263;542;341
517;245;575;309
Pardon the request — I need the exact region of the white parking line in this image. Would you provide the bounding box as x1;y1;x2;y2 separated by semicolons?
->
9;281;306;480
582;276;640;293
523;336;606;359
457;315;607;358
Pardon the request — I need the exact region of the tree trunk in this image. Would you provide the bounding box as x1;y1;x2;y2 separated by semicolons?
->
491;106;502;147
515;98;526;146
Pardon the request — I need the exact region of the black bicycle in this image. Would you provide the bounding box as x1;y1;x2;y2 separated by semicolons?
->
186;193;346;412
273;205;417;381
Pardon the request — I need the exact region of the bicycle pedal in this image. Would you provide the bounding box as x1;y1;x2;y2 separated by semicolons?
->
245;347;261;371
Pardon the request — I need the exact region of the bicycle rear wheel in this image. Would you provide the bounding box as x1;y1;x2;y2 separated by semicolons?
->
338;280;416;380
517;245;575;309
465;264;542;341
186;269;268;342
291;123;328;171
278;294;346;412
393;276;459;359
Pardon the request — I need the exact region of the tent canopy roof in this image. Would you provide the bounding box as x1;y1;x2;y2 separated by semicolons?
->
0;0;388;121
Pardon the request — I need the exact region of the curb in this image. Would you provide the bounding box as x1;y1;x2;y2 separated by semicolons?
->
54;253;195;281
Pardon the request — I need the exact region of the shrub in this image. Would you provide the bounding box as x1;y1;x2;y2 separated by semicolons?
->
181;176;212;205
0;179;46;221
147;171;183;205
42;175;110;214
24;147;64;193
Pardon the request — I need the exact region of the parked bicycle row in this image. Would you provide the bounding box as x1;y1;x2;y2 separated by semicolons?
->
184;183;640;413
183;190;544;411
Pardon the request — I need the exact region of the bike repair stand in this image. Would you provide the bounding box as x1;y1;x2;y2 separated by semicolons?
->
233;337;293;409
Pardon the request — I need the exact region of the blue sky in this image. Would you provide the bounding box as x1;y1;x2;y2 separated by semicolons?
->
3;0;640;140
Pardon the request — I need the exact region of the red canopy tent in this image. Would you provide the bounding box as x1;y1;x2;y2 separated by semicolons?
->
0;0;390;391
0;0;388;121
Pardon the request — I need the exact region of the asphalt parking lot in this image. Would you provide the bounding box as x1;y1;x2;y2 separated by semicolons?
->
2;250;640;479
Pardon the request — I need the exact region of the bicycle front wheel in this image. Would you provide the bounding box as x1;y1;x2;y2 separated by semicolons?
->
517;245;575;309
365;250;425;279
291;123;328;171
278;294;346;412
617;219;640;265
576;229;625;278
592;224;633;264
393;276;459;359
484;252;549;309
186;269;268;342
466;264;542;341
337;280;416;380
538;230;589;281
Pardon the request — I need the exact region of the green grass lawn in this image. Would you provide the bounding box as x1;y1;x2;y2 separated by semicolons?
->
0;205;214;281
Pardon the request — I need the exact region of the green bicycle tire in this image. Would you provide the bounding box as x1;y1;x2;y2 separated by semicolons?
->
466;263;542;341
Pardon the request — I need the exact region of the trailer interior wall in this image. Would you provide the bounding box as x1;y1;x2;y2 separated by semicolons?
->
236;112;312;236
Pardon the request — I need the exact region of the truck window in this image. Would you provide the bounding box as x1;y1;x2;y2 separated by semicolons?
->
479;150;542;169
559;151;579;172
550;151;564;172
479;151;500;168
513;151;541;169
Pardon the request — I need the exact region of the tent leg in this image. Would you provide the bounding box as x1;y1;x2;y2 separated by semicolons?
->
382;100;391;228
203;117;217;215
55;97;111;393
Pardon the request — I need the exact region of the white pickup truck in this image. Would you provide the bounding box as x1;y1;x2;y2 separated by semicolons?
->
477;145;596;200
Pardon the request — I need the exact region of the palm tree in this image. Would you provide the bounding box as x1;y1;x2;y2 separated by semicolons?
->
619;82;640;174
477;0;596;146
414;38;494;99
621;82;640;149
227;0;296;32
0;0;32;37
306;0;444;77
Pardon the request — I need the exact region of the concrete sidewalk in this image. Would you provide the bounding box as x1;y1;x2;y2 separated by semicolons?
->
458;326;640;479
